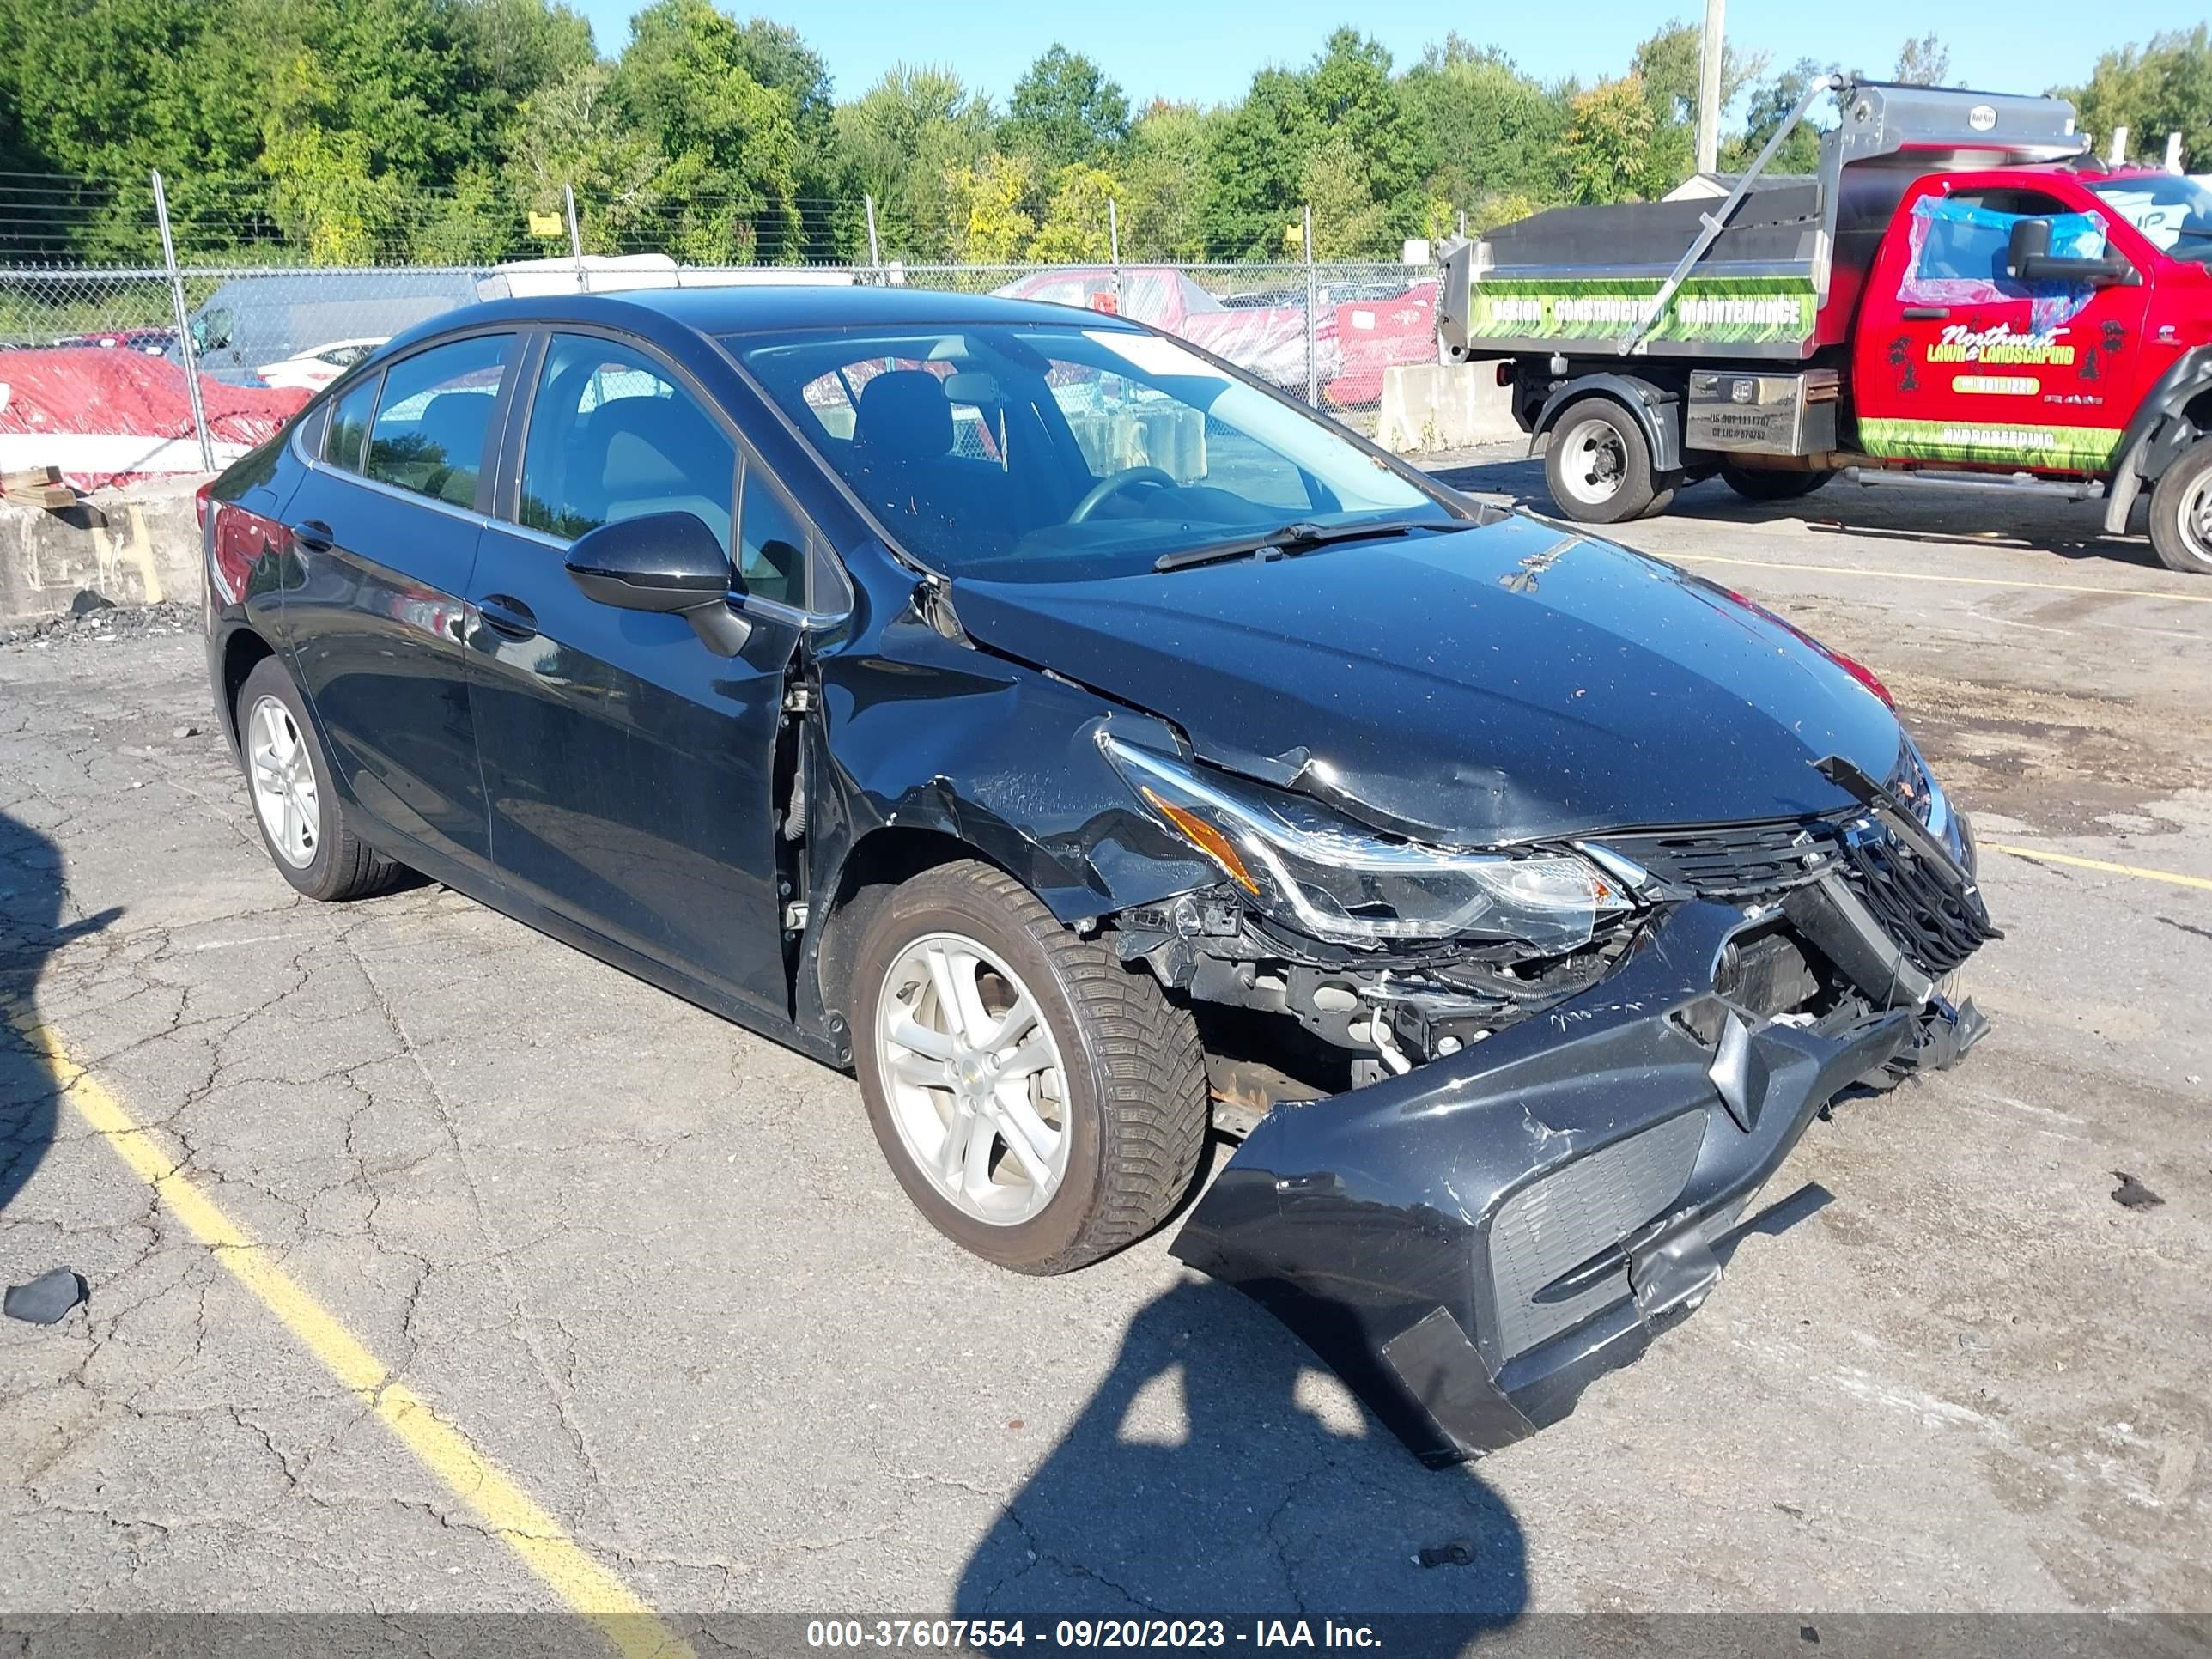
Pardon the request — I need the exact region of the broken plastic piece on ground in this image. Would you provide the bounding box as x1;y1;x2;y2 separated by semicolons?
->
1416;1539;1475;1568
4;1267;88;1324
2111;1171;2165;1210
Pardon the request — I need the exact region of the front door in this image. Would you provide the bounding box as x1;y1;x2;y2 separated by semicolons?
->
282;331;517;879
465;331;802;1016
1854;180;2152;474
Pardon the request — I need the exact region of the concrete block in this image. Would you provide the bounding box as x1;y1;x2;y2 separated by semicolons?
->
1375;362;1522;455
0;475;206;624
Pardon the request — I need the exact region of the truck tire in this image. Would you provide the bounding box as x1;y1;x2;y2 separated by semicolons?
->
851;860;1207;1276
1719;462;1832;503
2146;441;2212;575
1544;398;1662;524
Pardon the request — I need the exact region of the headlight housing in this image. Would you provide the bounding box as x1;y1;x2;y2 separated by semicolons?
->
1103;737;1632;951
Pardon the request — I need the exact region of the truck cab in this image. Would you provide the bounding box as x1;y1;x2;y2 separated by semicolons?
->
1852;165;2212;477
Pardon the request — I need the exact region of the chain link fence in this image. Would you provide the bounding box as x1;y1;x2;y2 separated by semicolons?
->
0;173;1444;481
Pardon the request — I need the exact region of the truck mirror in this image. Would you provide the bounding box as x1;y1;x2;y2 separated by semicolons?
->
2004;217;2051;278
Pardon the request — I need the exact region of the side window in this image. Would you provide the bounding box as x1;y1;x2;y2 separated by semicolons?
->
519;334;736;556
325;374;379;474
736;464;811;606
1901;191;2106;299
364;334;512;507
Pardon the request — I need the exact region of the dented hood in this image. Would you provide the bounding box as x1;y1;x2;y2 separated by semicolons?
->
951;515;1904;843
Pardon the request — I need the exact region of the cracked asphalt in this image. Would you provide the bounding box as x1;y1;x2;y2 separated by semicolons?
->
2;458;2208;1630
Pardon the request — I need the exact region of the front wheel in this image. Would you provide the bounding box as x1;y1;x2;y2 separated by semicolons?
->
851;860;1207;1275
1543;398;1662;524
2147;441;2212;574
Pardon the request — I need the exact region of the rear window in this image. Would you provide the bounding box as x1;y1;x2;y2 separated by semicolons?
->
364;335;513;508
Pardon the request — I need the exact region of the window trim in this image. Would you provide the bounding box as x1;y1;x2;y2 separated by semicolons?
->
320;369;382;474
495;322;853;628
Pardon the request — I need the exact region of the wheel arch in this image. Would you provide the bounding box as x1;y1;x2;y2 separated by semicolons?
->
2103;345;2212;534
217;625;279;754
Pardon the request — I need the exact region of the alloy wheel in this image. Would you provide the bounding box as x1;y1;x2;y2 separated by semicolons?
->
246;695;319;869
874;931;1071;1226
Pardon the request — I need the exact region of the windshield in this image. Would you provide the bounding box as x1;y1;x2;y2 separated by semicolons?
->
2088;174;2212;264
732;323;1457;583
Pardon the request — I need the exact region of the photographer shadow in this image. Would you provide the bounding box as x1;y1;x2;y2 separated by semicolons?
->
955;1274;1528;1622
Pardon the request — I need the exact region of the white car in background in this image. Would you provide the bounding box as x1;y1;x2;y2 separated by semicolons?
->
253;337;386;391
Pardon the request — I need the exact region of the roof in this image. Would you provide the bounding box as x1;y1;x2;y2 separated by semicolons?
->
556;282;1120;336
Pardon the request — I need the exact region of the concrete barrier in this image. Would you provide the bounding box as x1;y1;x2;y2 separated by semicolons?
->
1374;362;1522;455
0;476;207;624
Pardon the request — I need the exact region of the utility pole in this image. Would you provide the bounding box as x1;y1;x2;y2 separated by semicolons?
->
1697;0;1726;178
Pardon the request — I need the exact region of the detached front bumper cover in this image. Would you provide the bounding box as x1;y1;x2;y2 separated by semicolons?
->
1171;896;1981;1467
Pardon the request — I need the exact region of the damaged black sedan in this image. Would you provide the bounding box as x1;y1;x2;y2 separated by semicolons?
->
202;285;1996;1466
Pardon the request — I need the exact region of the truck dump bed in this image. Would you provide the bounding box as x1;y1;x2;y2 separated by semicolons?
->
1438;82;2088;363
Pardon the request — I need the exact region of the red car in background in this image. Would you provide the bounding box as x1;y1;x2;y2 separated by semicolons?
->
992;265;1438;409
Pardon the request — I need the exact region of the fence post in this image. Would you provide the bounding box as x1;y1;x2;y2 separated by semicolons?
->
1303;203;1318;408
151;170;214;474
1109;198;1121;313
865;194;883;282
564;184;586;292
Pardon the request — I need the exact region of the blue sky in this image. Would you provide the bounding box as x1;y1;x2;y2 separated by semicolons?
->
568;0;2204;109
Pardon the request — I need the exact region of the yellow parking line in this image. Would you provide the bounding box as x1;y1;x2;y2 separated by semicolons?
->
1669;551;2212;605
4;1008;695;1659
1984;843;2212;892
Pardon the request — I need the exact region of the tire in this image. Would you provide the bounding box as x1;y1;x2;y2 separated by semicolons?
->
234;656;406;902
1719;462;1832;502
1543;397;1660;524
2146;441;2212;575
851;860;1206;1275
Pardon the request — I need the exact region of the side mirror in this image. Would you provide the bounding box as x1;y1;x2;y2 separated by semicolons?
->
2007;217;2132;287
564;512;750;655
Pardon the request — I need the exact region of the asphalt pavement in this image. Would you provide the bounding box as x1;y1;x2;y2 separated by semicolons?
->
2;453;2207;1638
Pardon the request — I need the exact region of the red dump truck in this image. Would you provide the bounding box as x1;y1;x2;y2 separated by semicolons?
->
1437;80;2212;573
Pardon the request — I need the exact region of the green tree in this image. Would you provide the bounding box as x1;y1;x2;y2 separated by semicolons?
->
1297;134;1394;257
1117;100;1221;260
505;62;666;250
1398;37;1571;222
830;64;996;258
1003;46;1130;173
1209;28;1427;258
611;0;804;261
941;151;1036;263
1723;58;1832;175
1028;161;1120;261
1630;20;1763;187
2057;27;2212;167
1893;33;1951;87
1561;74;1662;204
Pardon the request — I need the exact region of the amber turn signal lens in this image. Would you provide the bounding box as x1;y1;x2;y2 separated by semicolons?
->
1142;787;1261;896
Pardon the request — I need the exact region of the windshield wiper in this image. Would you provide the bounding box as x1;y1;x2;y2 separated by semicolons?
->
1152;518;1434;574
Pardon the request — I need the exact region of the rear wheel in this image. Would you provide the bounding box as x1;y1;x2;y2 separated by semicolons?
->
852;860;1206;1275
2147;441;2212;575
235;656;405;902
1719;462;1832;502
1544;398;1662;525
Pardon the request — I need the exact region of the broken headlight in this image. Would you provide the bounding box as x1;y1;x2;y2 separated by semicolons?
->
1103;737;1632;951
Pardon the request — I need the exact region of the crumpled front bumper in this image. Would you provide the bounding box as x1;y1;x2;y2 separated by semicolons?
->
1170;896;1980;1467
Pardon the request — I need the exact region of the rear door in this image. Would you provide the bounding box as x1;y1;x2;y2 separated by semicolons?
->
282;331;519;883
1853;180;2151;472
465;329;805;1016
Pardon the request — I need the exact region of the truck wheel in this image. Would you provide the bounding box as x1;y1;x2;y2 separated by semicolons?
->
2146;442;2212;575
1719;462;1832;502
851;860;1207;1276
1544;398;1661;524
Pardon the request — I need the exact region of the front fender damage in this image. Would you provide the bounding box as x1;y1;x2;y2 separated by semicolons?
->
1169;897;1973;1468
